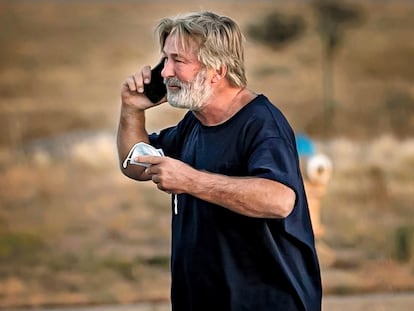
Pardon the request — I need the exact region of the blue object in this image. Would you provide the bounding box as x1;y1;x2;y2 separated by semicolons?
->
296;133;315;157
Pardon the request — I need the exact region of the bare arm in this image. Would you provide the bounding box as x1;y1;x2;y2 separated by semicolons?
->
190;171;295;218
117;105;149;180
139;155;296;219
117;65;166;180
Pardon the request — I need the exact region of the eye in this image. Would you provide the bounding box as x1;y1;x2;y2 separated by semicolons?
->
174;54;189;64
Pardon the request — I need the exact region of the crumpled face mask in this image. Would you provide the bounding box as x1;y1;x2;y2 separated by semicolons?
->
122;142;164;168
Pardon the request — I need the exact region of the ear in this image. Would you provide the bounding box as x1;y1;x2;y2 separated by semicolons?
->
211;65;227;83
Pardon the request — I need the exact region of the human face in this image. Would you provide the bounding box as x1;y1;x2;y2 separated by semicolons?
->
161;34;213;111
165;69;212;111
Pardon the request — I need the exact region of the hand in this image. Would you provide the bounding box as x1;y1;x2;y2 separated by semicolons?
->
137;155;194;194
121;65;166;111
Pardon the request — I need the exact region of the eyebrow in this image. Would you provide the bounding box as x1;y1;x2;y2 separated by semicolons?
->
162;50;191;62
162;50;177;57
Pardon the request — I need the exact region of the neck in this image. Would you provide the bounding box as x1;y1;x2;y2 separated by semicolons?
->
193;87;256;126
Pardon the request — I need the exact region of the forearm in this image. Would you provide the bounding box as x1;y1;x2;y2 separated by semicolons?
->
186;170;296;219
117;104;149;180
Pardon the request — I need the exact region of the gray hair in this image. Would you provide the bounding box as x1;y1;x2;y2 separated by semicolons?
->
156;11;247;88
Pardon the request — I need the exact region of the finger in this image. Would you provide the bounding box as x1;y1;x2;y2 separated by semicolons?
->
132;65;151;93
142;65;151;84
124;76;137;92
156;182;170;193
136;155;163;166
132;73;144;93
151;174;160;184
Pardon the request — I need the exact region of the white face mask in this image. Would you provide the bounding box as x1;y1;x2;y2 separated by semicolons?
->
122;142;164;168
165;68;212;111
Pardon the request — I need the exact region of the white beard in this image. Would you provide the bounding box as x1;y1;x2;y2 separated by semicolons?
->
165;69;212;111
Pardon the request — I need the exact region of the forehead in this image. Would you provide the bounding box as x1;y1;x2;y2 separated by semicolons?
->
163;33;199;60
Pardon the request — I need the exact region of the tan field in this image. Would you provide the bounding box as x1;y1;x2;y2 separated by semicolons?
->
0;0;413;308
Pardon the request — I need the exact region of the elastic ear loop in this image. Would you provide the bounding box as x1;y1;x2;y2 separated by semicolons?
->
122;143;139;169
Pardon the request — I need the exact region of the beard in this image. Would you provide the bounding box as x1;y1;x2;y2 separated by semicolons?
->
164;69;212;111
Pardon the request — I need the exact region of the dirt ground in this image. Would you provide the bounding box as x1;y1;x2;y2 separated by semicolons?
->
12;293;414;311
1;0;414;309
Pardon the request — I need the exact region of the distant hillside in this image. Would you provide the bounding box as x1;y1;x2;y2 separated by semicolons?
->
0;0;413;149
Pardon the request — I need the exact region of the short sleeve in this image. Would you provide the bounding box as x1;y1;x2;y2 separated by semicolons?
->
248;136;301;192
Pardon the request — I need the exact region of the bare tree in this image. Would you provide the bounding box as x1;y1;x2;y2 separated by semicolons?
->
312;0;363;118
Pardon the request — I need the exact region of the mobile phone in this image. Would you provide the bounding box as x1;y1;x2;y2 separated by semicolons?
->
144;58;167;103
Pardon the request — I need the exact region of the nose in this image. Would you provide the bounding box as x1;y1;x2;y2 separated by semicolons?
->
161;58;174;78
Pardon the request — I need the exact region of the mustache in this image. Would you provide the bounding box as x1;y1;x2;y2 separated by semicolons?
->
164;77;185;87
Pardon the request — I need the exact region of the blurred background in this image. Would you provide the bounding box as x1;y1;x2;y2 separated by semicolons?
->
0;0;413;308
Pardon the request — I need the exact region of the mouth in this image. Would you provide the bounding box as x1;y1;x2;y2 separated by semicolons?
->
167;84;181;92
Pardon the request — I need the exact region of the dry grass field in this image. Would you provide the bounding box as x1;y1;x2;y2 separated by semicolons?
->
0;0;414;308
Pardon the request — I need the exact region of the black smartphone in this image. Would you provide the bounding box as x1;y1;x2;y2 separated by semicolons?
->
144;58;167;103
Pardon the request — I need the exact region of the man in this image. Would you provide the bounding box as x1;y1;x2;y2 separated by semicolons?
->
117;11;322;311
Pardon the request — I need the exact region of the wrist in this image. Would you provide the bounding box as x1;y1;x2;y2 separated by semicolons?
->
120;101;146;116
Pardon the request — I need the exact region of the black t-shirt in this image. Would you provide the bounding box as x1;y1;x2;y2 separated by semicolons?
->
149;95;322;311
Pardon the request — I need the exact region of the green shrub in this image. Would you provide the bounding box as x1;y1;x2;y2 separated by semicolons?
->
0;232;45;262
394;226;414;262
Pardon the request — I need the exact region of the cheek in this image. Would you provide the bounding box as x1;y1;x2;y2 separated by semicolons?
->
175;70;193;83
176;63;203;82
